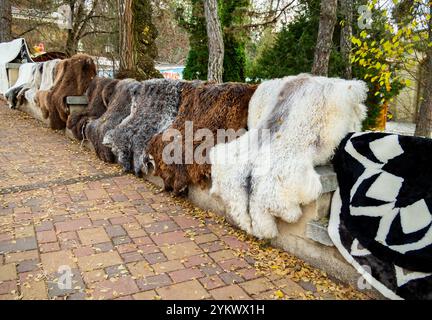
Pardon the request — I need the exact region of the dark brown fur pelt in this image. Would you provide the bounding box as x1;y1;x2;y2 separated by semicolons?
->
147;82;257;195
85;79;140;163
44;54;96;130
66;77;119;140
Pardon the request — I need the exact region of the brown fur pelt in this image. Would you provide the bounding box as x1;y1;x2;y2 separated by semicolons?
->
66;77;119;140
147;82;257;195
43;54;96;130
85;79;140;163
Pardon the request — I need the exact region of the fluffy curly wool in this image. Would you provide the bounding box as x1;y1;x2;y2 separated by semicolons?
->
35;59;60;117
66;77;119;140
103;79;190;175
147;82;256;195
85;79;139;162
209;74;368;239
5;63;36;109
42;54;96;130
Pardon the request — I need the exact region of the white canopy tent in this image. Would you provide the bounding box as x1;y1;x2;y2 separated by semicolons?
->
0;38;34;95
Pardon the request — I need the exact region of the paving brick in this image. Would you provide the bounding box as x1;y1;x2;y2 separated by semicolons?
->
84;189;109;201
73;246;94;257
78;227;110;245
144;221;180;234
0;280;17;295
121;251;144;263
240;278;275;295
47;268;85;298
39;242;60;253
199;275;225;290
219;272;244;285
210;284;251;300
126;261;154;279
150;230;189;246
199;263;223;276
172;215;201;229
0;264;17;281
37;230;57;243
160;242;202;260
137;274;172;291
5;250;38;263
152;260;183;274
94;242;114;253
77;251;123;272
133;290;157;300
83;270;106;284
157;280;209;300
144;252;167;264
116;243;137;254
209;249;237;262
272;278;306;297
41;250;76;274
105;264;129;278
0;237;37;253
17;260;39;273
92;276;139;299
218;258;250;272
221;235;250;250
105;225;126;238
169;268;204;283
194;233;218;244
183;254;212;268
55;218;92;233
199;241;225;253
112;236;132;246
15;226;35;238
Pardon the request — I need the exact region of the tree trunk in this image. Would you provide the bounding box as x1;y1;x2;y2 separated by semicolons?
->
340;0;353;79
204;0;224;83
118;0;134;72
312;0;338;76
0;0;12;43
415;4;432;138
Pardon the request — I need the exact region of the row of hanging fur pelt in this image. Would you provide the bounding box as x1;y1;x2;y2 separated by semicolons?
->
35;59;60;117
209;74;368;239
66;77;120;140
85;79;140;163
147;82;257;195
41;54;96;130
104;79;202;176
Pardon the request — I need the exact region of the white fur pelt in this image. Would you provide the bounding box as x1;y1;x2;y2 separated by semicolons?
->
103;79;186;176
23;63;44;105
209;74;368;239
0;38;33;95
5;63;37;109
38;59;60;91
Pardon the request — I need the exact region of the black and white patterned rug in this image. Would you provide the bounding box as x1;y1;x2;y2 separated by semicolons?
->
329;132;432;300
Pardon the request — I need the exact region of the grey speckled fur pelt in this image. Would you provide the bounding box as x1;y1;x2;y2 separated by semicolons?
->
103;79;197;176
85;79;139;162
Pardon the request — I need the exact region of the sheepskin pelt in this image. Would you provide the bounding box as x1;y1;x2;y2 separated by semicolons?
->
85;79;139;163
66;77;119;140
147;82;256;195
5;63;37;109
103;79;193;176
22;63;44;105
35;59;60;118
209;74;368;239
42;54;96;130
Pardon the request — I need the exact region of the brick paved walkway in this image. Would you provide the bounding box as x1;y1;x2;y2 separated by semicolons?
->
0;103;369;300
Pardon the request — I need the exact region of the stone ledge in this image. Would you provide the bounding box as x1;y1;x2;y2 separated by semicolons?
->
305;219;334;247
66;96;88;105
6;63;22;69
